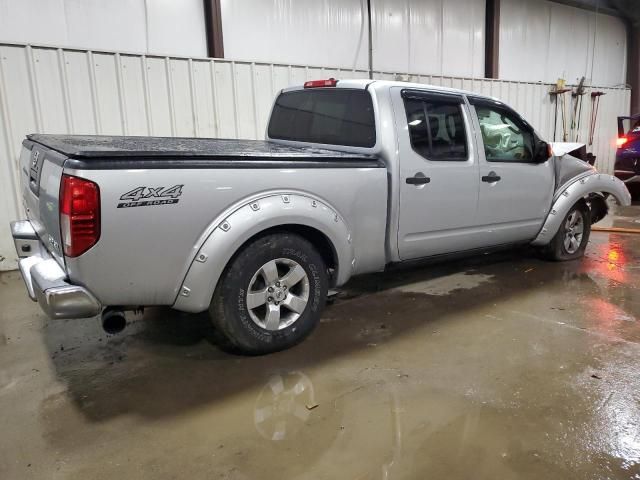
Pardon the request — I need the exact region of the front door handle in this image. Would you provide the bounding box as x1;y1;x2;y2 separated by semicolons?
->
482;171;501;183
406;173;431;185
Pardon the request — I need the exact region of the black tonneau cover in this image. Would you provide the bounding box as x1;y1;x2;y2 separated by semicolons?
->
26;134;382;170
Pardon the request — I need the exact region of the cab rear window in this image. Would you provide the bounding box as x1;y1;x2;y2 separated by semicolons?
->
268;89;376;148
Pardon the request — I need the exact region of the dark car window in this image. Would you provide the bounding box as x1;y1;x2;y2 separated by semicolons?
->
268;88;376;148
404;97;431;158
403;96;468;161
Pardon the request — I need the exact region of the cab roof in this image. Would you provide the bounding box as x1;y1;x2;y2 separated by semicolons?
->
284;78;497;102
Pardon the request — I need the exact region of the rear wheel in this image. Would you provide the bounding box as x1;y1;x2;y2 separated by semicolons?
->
546;202;591;261
209;233;328;355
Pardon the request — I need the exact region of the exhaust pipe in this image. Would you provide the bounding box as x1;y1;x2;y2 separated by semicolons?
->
101;308;127;334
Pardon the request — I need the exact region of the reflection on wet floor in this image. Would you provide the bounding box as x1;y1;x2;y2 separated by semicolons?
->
1;208;640;479
253;371;316;441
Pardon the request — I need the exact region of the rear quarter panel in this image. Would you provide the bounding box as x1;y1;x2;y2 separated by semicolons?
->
63;166;388;307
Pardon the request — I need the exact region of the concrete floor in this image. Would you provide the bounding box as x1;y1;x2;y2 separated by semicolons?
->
1;206;640;480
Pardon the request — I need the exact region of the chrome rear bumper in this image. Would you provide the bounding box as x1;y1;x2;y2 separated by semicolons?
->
11;220;101;319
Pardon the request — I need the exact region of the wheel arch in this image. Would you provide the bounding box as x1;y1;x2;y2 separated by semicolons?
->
172;193;354;313
532;173;631;246
241;223;339;275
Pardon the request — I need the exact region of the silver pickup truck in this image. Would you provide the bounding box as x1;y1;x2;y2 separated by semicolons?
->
11;79;631;354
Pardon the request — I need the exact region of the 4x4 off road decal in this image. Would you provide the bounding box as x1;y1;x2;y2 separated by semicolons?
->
117;185;183;208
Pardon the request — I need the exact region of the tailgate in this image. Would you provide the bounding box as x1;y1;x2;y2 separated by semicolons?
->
20;140;66;266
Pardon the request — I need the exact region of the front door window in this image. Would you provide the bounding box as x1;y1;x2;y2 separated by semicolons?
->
474;105;534;163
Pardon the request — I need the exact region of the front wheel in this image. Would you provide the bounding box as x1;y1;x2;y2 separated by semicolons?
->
546;202;591;261
209;233;328;355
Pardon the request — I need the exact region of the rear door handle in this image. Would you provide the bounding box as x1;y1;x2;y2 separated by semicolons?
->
406;173;430;185
481;172;501;183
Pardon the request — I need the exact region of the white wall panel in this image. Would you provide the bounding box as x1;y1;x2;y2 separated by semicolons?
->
169;58;196;137
440;0;485;77
62;0;148;53
221;0;484;78
64;50;98;134
32;48;68;133
221;0;369;70
500;0;627;86
547;3;592;84
94;53;124;135
144;57;171;136
191;60;217;138
0;0;69;46
0;42;630;270
591;13;627;87
371;0;408;72
120;55;149;136
145;0;207;56
0;0;206;57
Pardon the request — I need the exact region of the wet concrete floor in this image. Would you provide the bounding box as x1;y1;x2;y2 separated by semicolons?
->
1;206;640;479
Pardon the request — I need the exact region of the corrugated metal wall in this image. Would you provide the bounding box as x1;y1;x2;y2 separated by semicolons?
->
0;42;630;271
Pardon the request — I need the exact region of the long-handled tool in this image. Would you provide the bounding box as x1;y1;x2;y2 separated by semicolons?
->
588;91;605;146
549;79;570;142
572;77;586;142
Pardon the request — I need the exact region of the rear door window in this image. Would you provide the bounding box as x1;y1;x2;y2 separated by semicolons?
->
402;93;468;161
268;89;376;147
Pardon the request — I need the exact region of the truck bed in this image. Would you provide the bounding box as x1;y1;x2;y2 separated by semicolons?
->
27;134;382;170
20;133;388;308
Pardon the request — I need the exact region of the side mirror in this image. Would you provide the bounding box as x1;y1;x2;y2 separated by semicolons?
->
534;140;551;163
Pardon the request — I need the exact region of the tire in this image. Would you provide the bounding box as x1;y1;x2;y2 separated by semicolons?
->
209;232;328;355
546;201;591;261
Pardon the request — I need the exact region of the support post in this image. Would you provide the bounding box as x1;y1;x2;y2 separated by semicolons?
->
628;22;640;114
203;0;224;58
367;0;373;79
485;0;500;79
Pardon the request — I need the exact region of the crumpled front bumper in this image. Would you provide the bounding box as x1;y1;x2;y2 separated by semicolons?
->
11;220;101;319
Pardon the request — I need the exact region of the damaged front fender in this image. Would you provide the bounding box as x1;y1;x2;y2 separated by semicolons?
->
531;173;631;246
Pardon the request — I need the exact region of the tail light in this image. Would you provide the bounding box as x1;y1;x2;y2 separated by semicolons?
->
616;136;628;148
304;78;338;88
60;175;100;257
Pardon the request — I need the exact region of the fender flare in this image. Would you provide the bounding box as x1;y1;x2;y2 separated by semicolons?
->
172;192;354;313
531;173;631;246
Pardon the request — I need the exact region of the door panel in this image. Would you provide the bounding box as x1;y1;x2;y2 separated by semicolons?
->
470;100;554;245
392;88;483;260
